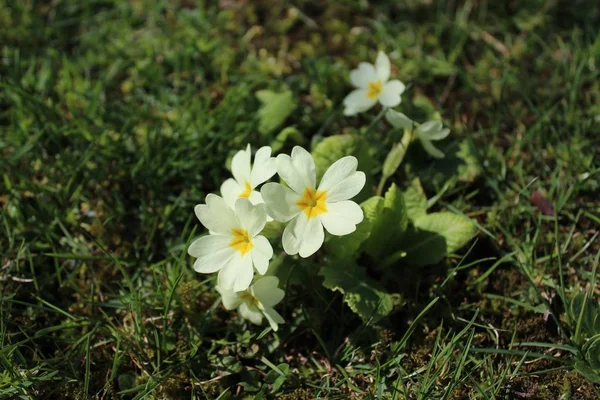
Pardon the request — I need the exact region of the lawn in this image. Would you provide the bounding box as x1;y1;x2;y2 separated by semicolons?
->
1;0;600;399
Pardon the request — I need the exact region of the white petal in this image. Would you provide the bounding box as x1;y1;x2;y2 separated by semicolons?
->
299;216;324;258
220;178;242;210
281;213;329;257
260;183;301;222
375;51;391;82
417;121;449;140
217;253;253;292
385;109;413;130
325;172;366;203
289;146;316;190
419;138;445;159
252;276;284;307
320;201;364;236
282;216;301;256
188;234;230;257
239;303;263;325
349;62;378;88
378;80;405;107
318;156;358;192
262;307;284;331
231;144;251;185
247;190;264;205
343;89;377;116
234;198;266;237
250;146;277;188
250;235;273;275
191;244;236;274
195;194;238;235
216;286;242;310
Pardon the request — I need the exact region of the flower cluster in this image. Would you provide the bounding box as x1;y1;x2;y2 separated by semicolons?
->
344;51;451;158
188;145;366;330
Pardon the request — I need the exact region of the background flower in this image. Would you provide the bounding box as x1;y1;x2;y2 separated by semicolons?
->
188;196;273;292
343;51;405;116
216;276;285;331
261;146;365;258
386;109;450;159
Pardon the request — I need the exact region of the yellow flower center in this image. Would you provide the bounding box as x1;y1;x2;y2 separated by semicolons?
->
239;291;259;307
229;228;253;255
239;181;252;198
367;80;383;99
296;187;328;219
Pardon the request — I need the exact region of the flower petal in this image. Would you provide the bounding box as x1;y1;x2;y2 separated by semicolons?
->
419;138;445;159
239;303;263;325
220;178;242;210
252;276;284;307
299;215;324;258
231;144;251;185
318;156;357;192
250;235;273;275
375;51;391;82
190;238;237;273
385;109;413;130
217;253;253;292
188;234;230;257
261;183;301;222
216;286;243;310
195;194;238;235
250;146;277;188
325;171;366;203
417;121;449;140
262;307;284;331
235;198;266;237
343;89;377;116
321;200;364;236
350;62;378;88
378;80;405;107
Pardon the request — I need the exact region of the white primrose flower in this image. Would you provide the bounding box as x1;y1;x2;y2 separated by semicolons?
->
220;144;276;209
216;276;285;331
386;109;450;159
343;51;406;116
261;146;365;258
188;195;273;292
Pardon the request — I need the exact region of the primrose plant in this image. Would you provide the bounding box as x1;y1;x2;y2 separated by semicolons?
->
188;145;366;330
187;50;476;331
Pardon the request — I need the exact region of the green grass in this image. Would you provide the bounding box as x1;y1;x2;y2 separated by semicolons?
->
1;0;600;398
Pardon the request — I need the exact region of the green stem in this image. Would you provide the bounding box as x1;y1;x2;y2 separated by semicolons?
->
376;128;415;196
364;106;388;136
381;249;407;268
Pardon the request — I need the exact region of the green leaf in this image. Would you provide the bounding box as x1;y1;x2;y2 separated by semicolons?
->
569;293;600;340
403;178;427;221
311;134;375;201
326;196;383;259
574;360;600;385
320;261;395;322
402;212;476;266
585;335;600;372
270;126;304;153
256;90;297;136
364;183;408;258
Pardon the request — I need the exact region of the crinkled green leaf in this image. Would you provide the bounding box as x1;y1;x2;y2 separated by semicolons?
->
320;261;395;322
402;212;476;266
403;178;427;221
326;196;383;259
364;183;408;258
574;360;600;385
311;134;374;201
585;335;600;372
256;89;297;136
270;126;304;153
